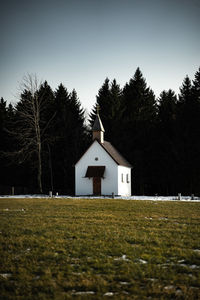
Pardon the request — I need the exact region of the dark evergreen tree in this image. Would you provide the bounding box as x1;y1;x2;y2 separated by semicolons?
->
89;78;122;142
191;68;200;194
0;99;18;194
156;90;178;194
0;98;7;142
0;98;8;193
122;68;157;122
50;84;88;194
176;74;200;193
37;81;56;192
121;68;157;194
89;78;110;127
192;67;200;101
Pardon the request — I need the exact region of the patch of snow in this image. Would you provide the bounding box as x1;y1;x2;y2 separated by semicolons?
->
175;289;183;296
72;291;95;296
164;285;175;291
189;287;199;292
135;258;148;264
147;278;157;282
0;194;200;202
104;292;114;296
160;260;200;270
119;281;130;285
189;264;199;269
178;259;185;263
193;249;200;254
179;263;199;269
0;273;12;279
164;286;183;296
2;208;26;212
114;254;129;261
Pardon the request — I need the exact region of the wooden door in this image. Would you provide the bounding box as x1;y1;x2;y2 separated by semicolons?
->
93;177;101;195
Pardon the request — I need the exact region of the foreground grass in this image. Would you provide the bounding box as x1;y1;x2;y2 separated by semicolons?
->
0;198;200;299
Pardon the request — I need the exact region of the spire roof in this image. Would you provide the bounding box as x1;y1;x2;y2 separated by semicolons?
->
92;113;105;132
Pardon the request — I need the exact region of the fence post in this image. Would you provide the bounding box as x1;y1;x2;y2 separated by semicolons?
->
11;186;14;196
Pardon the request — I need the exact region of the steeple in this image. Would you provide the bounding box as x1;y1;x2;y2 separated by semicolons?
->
92;105;105;144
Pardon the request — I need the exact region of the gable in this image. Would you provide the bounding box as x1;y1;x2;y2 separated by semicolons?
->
75;140;118;167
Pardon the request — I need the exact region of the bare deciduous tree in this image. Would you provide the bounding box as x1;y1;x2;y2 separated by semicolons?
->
7;74;55;193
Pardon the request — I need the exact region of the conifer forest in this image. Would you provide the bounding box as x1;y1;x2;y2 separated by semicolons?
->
1;67;200;196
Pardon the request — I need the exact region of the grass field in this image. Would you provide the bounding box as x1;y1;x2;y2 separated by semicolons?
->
0;198;200;299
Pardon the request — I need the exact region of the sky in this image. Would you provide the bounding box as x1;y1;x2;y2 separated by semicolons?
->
0;0;199;113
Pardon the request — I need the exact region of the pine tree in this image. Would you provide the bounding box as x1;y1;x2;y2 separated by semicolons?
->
192;67;200;102
156;90;178;194
89;78;122;143
0;98;8;191
158;90;177;124
0;99;17;194
190;68;200;193
37;81;55;192
0;98;7;140
51;84;88;194
177;72;200;193
89;78;111;127
121;68;157;194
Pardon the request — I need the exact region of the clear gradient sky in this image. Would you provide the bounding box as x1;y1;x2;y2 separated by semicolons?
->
1;0;199;113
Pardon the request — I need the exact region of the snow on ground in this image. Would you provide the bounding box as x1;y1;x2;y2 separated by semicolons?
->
0;194;200;201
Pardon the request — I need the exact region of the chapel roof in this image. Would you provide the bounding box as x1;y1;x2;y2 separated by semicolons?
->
100;140;132;168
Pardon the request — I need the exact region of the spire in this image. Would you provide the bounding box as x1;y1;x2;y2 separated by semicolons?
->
92;105;105;143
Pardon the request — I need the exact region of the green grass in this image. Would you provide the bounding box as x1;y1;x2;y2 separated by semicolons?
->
0;198;200;299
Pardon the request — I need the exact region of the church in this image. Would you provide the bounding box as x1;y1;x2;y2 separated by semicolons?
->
75;109;132;196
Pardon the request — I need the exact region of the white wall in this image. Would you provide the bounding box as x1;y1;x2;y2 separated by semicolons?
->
75;141;118;195
118;166;131;196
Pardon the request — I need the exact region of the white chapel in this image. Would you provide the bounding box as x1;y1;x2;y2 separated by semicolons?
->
75;109;132;196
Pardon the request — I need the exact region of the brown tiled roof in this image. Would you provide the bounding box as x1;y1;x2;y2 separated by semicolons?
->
85;166;105;178
100;141;132;168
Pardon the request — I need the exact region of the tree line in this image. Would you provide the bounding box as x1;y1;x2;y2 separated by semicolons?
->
0;67;200;195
